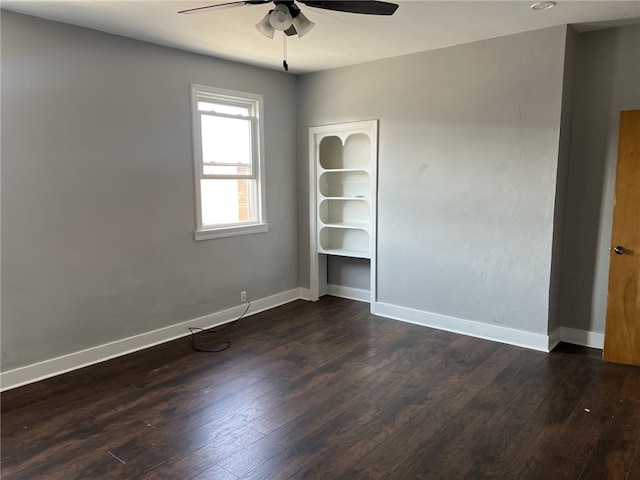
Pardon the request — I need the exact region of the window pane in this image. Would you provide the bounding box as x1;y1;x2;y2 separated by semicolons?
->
201;115;252;167
198;101;250;116
200;178;255;227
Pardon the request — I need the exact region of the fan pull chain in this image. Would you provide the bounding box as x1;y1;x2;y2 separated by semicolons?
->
282;32;289;72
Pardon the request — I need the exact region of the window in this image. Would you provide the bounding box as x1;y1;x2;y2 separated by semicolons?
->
191;84;268;240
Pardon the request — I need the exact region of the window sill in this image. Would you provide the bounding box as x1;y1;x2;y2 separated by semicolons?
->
194;223;269;241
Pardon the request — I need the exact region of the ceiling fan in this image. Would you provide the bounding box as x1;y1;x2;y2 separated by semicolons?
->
179;0;398;71
178;1;399;39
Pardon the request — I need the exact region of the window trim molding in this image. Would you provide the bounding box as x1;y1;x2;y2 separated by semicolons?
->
194;222;269;241
190;84;268;240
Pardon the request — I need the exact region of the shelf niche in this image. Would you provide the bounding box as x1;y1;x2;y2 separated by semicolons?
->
318;133;370;170
310;120;378;305
319;199;370;226
319;227;369;258
319;170;370;198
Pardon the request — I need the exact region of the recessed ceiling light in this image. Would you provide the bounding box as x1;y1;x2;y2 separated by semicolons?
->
531;2;556;10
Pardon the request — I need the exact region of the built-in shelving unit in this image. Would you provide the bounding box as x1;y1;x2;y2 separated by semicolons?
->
309;120;378;305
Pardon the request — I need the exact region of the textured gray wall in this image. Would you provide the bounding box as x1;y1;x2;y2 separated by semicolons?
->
1;12;298;371
548;26;578;335
298;26;569;335
559;25;640;333
327;257;370;290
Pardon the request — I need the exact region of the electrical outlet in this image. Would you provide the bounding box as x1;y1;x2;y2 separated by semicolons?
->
240;291;247;302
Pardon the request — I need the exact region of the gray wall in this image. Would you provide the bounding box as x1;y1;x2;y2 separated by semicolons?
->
559;24;640;333
298;26;570;335
327;257;370;290
1;12;298;371
548;26;578;335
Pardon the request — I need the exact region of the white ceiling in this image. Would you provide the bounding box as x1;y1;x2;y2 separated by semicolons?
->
3;1;639;73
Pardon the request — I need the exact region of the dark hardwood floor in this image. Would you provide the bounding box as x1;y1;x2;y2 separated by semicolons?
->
2;297;640;479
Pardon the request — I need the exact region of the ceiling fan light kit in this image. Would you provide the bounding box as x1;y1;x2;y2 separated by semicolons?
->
179;0;399;69
268;4;293;30
291;11;315;38
255;4;315;38
255;13;275;38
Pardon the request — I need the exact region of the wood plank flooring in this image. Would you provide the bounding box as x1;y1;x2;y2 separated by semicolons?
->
2;297;640;479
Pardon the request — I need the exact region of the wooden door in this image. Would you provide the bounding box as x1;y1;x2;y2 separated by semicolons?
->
603;110;640;365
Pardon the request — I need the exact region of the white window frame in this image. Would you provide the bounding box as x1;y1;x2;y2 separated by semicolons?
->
190;84;268;240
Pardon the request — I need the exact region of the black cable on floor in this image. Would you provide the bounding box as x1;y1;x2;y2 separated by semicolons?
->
188;299;251;352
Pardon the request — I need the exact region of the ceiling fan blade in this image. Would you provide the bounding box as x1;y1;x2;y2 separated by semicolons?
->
299;0;398;15
178;0;271;14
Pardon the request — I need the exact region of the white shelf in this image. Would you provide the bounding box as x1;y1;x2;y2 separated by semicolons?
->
320;221;369;229
318;229;369;258
318;247;370;259
319;226;370;258
311;120;377;263
318;198;369;225
319;170;370;198
318;168;367;173
319;196;368;201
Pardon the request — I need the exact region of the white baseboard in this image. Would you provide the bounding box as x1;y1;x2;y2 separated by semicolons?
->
374;301;554;352
548;327;562;352
327;284;370;303
559;327;604;349
2;291;605;391
0;288;304;392
297;287;313;301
